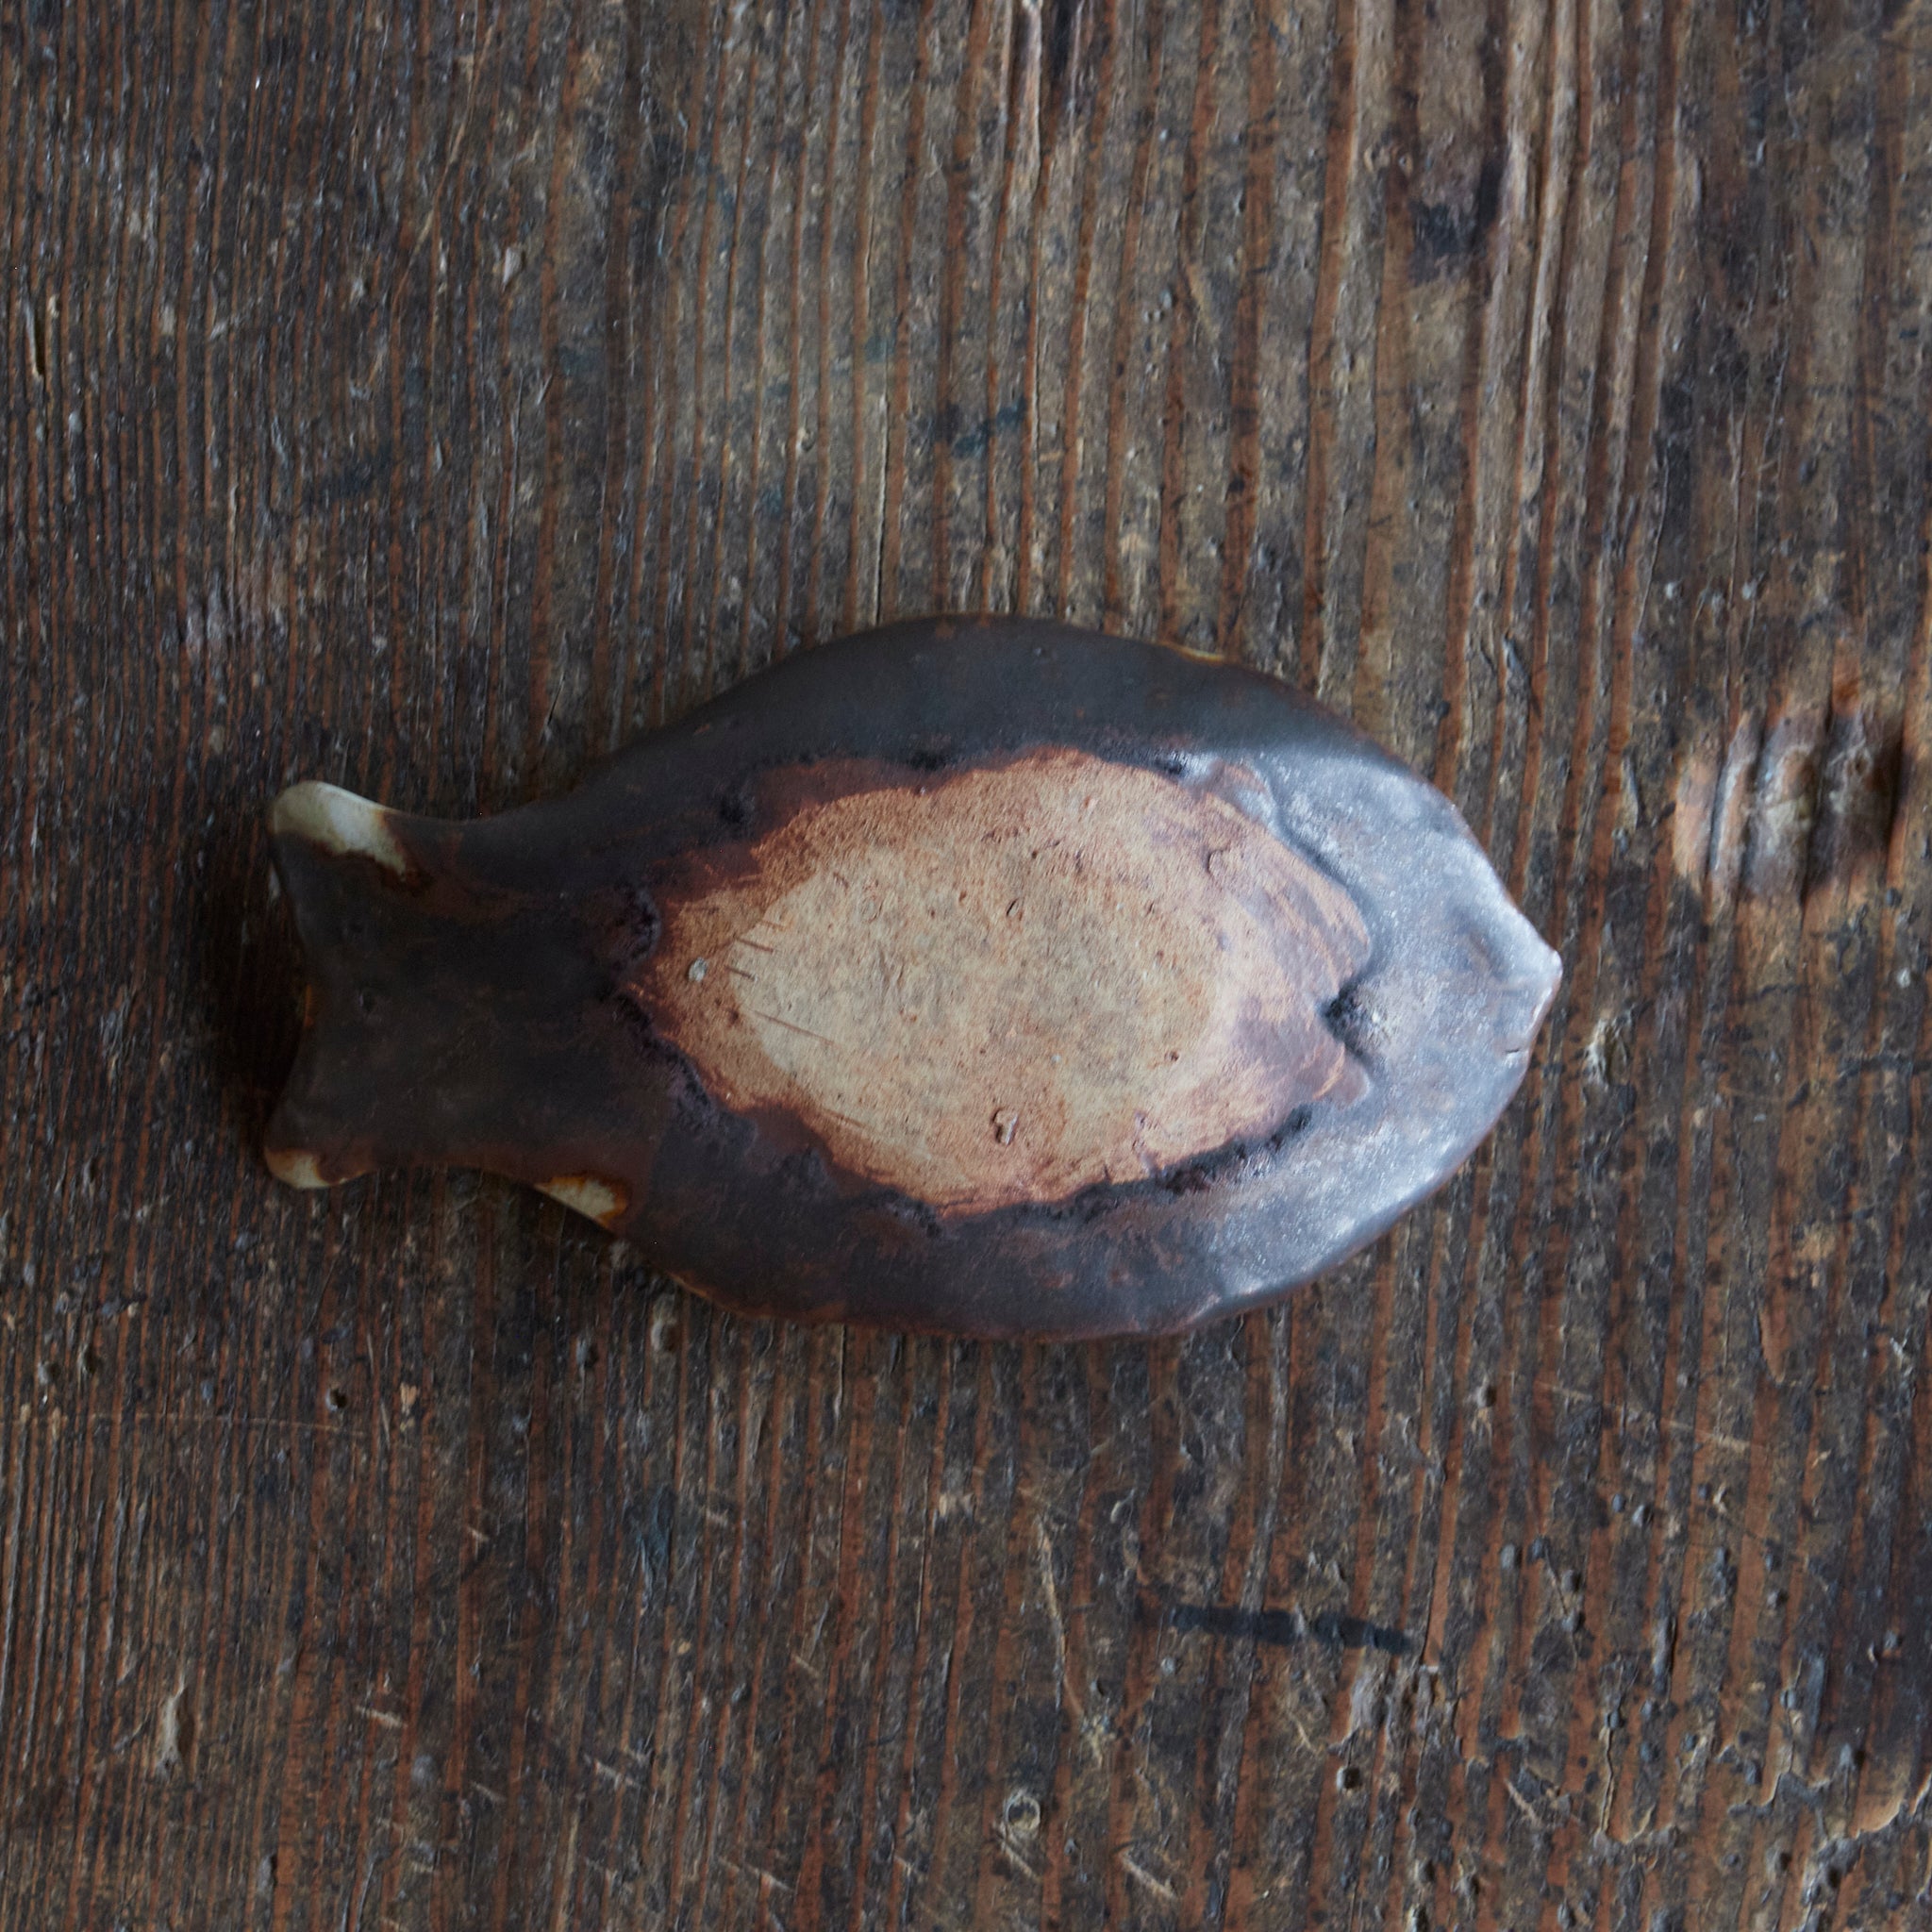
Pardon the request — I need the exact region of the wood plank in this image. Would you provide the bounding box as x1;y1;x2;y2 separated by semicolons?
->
2;0;1929;1924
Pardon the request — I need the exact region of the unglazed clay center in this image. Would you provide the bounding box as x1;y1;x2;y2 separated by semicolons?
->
640;747;1371;1213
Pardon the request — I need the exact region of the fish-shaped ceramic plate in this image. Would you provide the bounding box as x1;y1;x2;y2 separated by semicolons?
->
264;618;1559;1338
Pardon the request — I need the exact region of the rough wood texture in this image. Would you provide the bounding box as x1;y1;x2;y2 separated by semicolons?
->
2;0;1929;1922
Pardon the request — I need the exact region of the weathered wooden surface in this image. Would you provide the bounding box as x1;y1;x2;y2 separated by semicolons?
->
3;0;1930;1924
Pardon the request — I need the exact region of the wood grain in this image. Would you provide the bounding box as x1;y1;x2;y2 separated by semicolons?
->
1;0;1929;1924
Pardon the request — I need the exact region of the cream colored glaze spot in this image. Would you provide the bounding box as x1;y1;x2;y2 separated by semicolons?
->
538;1174;629;1228
272;781;411;877
265;1146;333;1191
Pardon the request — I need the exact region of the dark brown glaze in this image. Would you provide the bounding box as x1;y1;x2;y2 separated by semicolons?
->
263;618;1561;1338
